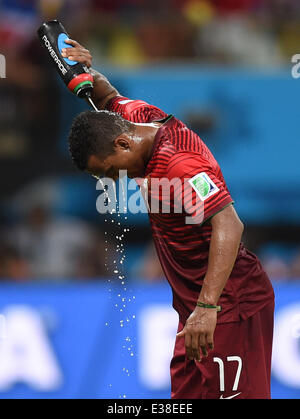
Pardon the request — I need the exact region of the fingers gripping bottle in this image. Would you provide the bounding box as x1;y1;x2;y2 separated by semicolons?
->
37;20;97;109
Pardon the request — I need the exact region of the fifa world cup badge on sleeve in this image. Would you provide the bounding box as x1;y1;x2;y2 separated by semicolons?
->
188;172;219;201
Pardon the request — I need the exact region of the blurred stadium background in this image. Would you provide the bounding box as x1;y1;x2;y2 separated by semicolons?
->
0;0;300;399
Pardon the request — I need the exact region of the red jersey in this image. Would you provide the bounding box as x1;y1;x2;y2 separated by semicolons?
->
106;96;274;324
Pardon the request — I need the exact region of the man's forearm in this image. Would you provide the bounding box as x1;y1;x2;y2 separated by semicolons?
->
178;205;244;360
89;68;119;110
198;205;244;306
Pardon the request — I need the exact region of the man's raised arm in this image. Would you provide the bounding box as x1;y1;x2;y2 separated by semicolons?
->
61;39;119;110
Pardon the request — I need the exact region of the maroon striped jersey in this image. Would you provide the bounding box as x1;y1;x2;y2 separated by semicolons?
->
106;96;274;324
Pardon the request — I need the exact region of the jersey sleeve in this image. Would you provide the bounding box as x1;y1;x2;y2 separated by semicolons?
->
167;152;234;225
105;96;168;123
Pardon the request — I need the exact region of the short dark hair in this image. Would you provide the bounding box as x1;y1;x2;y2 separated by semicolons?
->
68;110;134;171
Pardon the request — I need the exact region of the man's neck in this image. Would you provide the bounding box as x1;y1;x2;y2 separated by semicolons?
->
133;122;162;168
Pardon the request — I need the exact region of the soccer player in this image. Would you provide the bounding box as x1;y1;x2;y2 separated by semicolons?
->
63;40;275;399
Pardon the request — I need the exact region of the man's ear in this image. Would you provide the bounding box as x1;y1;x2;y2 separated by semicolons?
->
114;134;131;150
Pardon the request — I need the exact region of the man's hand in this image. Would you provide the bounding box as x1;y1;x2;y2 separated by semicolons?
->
61;39;118;109
61;39;92;68
177;306;217;361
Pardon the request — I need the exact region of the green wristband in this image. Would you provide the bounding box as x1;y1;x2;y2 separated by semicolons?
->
197;301;222;312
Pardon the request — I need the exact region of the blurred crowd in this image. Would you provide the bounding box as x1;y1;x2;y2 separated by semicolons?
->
0;204;110;280
1;0;300;282
1;0;300;69
1;202;300;281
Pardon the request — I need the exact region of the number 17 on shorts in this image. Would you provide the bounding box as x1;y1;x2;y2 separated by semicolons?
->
213;356;243;399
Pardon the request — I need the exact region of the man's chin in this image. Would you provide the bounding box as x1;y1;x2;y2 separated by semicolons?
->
115;168;145;179
128;169;145;179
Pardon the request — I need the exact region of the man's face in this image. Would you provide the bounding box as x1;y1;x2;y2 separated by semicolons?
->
86;136;145;181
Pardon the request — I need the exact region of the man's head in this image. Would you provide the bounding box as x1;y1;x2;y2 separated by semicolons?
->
68;110;147;180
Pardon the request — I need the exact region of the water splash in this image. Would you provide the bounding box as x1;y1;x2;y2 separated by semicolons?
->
98;176;135;397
